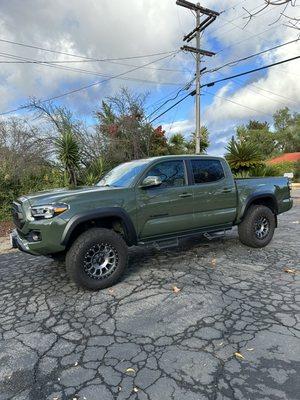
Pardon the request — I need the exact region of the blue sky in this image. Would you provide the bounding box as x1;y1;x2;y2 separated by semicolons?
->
0;0;299;155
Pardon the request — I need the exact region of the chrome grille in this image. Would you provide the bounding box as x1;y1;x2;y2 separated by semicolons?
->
12;202;25;229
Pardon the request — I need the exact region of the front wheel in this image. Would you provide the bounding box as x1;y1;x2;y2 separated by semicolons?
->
238;205;276;248
66;228;128;290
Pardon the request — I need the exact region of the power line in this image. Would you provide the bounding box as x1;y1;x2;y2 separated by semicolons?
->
201;55;300;88
203;37;300;75
147;54;300;124
0;51;186;86
232;79;295;107
215;24;283;55
208;1;275;38
145;79;195;120
0;37;176;61
148;91;194;124
203;90;274;118
220;0;248;15
233;78;298;106
0;52;179;116
0;51;187;73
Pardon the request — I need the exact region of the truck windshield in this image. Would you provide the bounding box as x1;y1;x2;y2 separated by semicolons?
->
97;159;149;188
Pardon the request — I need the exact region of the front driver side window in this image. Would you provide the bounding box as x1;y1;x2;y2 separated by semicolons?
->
145;160;186;188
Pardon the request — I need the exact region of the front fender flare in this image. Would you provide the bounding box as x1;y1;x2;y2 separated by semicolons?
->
61;207;137;246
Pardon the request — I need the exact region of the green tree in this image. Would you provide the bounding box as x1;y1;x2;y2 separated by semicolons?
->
168;133;188;155
186;126;210;154
236;120;275;159
148;126;169;156
273;108;300;153
28;100;82;186
95;88;152;164
225;138;263;173
55;128;80;186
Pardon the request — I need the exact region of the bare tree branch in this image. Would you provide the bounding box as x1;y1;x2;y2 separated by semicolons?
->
242;0;299;28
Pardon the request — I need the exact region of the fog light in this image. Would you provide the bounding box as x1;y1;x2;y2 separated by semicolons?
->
32;232;40;241
29;231;41;242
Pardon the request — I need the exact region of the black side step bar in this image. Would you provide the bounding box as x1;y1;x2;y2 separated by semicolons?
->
139;229;229;249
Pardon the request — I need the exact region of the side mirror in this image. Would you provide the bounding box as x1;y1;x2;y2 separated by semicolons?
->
140;175;162;188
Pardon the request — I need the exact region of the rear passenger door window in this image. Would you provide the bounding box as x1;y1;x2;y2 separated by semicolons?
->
191;159;224;184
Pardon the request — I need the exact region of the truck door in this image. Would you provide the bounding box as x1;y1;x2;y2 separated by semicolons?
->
189;158;237;228
136;159;194;239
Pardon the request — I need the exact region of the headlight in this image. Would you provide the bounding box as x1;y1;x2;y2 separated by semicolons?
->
30;203;69;219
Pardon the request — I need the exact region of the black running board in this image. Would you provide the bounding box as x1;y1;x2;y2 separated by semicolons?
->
139;226;231;249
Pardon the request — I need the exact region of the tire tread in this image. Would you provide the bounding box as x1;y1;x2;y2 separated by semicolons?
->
66;227;128;290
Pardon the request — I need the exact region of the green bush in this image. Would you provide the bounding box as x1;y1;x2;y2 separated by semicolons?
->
0;165;65;221
266;161;295;176
294;161;300;182
240;161;295;178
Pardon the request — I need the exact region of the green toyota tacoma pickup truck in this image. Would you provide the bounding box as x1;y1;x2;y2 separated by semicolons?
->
11;155;293;290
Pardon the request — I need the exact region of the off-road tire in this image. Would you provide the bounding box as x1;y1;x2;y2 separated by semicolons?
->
66;228;128;290
238;205;276;248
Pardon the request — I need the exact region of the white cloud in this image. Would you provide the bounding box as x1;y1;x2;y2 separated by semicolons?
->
162;119;195;137
203;41;300;125
0;0;299;156
0;0;194;113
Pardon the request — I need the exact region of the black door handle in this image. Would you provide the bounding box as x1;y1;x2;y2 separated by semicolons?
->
179;193;192;198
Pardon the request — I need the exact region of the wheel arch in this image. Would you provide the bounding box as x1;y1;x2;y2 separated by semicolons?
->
61;207;137;248
241;193;278;220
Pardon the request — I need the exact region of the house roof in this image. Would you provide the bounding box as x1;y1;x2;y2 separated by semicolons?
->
268;152;300;164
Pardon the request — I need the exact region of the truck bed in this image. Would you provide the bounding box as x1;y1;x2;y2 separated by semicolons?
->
235;176;292;221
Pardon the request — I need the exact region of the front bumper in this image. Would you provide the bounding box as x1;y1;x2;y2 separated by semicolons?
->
10;229;39;255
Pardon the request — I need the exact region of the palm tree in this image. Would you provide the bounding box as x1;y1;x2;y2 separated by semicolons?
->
84;157;104;186
55;127;80;186
225;139;263;173
169;133;187;154
28;101;81;187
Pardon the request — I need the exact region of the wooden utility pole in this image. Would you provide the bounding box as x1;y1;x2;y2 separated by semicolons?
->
176;0;219;154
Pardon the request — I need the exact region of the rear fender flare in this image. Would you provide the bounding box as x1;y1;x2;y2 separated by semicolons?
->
241;193;278;220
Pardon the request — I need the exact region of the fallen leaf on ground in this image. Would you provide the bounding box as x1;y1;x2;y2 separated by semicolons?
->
247;348;254;351
172;286;181;293
125;367;136;374
234;352;245;360
284;267;298;274
108;288;114;294
133;387;139;393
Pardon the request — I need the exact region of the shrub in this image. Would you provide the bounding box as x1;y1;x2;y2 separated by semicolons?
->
225;140;263;173
0;164;65;221
294;161;300;182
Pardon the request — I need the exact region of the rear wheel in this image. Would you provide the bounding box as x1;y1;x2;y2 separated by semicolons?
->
66;228;128;290
238;205;276;248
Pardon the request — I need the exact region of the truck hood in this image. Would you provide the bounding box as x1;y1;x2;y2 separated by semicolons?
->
20;186;113;206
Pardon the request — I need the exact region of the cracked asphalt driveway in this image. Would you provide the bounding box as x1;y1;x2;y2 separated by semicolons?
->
0;205;299;400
